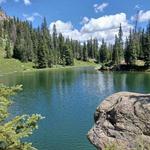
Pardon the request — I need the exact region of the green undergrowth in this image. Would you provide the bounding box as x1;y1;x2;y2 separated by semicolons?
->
0;48;99;75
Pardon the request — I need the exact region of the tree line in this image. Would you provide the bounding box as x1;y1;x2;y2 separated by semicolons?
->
0;11;150;68
0;16;100;68
97;22;150;68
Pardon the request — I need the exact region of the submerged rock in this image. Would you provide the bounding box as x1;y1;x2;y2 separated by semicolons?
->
87;92;150;150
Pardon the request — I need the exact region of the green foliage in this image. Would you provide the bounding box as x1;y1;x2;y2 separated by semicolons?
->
99;39;109;63
143;22;150;67
125;30;137;65
1;8;150;69
82;42;88;61
63;45;74;66
105;144;117;150
5;39;12;58
37;35;48;68
104;142;126;150
0;85;43;150
0;14;99;69
112;24;124;65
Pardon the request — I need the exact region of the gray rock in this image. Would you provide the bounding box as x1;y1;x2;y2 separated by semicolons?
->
87;92;150;150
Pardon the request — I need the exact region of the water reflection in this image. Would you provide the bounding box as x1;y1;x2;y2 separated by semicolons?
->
0;68;150;150
112;72;150;93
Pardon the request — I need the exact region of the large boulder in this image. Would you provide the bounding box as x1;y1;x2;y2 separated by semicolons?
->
87;92;150;150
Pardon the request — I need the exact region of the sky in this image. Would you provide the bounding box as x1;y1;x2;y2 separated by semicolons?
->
0;0;150;43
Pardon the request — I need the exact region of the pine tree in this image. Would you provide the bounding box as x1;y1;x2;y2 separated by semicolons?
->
58;33;64;64
82;42;88;61
24;22;33;61
0;85;43;150
143;22;150;67
124;38;130;65
112;36;120;65
139;29;145;60
41;18;53;67
52;24;58;65
93;38;98;59
3;9;150;69
13;32;25;61
0;21;3;47
87;39;93;59
5;39;12;58
63;45;74;66
118;24;124;62
99;39;109;63
125;30;137;65
112;25;124;65
37;35;48;68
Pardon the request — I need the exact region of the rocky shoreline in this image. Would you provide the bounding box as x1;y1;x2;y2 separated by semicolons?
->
87;92;150;150
97;64;150;72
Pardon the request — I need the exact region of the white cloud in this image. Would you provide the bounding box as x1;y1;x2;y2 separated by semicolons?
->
49;13;133;43
81;13;130;33
94;2;109;13
0;0;6;4
49;20;82;41
23;12;42;22
131;10;150;22
23;0;31;5
80;17;89;25
49;20;73;33
14;0;31;5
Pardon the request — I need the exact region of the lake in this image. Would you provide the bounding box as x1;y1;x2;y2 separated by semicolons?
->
0;67;150;150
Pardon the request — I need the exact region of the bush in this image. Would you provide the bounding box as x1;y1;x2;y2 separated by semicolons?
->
0;84;43;150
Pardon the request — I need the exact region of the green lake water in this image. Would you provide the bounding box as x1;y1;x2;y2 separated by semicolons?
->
0;67;150;150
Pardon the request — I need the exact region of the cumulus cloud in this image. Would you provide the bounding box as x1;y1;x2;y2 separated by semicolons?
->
49;13;133;43
23;0;31;5
49;20;83;41
81;13;131;33
80;17;89;25
131;10;150;22
94;2;109;13
49;20;73;33
23;12;42;22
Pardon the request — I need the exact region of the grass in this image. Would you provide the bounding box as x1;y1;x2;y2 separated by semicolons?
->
74;59;99;67
0;48;34;75
0;48;99;75
135;60;145;66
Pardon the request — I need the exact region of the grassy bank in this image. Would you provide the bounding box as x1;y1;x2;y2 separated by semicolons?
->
0;48;33;75
0;49;99;75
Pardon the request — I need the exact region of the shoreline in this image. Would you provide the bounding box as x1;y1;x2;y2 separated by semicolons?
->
96;64;150;73
0;57;99;76
0;64;99;76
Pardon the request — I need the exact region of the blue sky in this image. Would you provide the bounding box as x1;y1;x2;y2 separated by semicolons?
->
1;0;150;43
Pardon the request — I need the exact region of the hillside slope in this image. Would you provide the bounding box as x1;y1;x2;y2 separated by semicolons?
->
0;48;98;75
0;48;34;75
